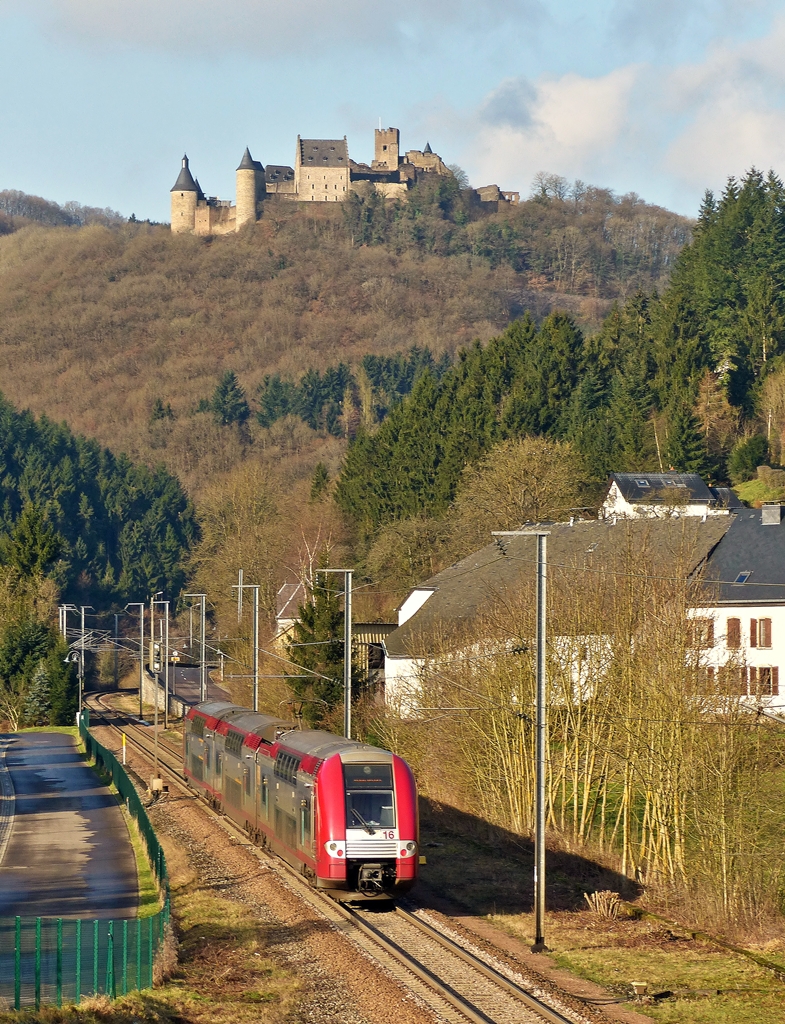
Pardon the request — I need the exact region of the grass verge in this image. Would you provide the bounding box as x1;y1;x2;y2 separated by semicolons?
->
418;798;785;1024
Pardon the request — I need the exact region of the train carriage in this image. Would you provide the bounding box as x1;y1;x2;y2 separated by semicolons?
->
184;701;418;900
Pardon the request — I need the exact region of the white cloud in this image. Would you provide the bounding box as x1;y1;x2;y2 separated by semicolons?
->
16;0;544;56
470;66;642;191
462;15;785;208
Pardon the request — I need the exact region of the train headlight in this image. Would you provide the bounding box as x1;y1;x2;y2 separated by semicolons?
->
324;840;346;858
406;842;416;852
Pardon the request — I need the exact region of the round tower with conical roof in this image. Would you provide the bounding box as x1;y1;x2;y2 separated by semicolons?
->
236;147;263;230
170;155;198;233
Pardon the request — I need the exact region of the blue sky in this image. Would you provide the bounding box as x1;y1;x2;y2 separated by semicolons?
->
2;0;784;220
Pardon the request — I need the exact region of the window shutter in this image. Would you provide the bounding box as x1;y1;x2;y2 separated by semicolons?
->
750;619;758;647
761;618;772;648
706;666;715;691
749;666;758;693
773;667;779;696
727;618;741;649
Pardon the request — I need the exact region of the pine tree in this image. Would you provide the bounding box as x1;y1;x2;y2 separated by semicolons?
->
212;371;250;426
665;400;715;477
285;572;363;728
310;463;330;502
23;660;51;726
1;503;62;577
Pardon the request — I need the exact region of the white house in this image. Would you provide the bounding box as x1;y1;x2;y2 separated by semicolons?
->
383;515;731;710
602;473;742;520
690;503;785;713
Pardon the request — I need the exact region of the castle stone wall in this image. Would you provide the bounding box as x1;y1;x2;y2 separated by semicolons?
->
171;190;197;233
236;168;258;228
194;202;236;236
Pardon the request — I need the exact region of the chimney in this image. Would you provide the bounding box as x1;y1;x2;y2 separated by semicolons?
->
761;503;783;525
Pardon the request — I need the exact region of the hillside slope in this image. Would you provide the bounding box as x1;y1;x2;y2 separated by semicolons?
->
0;191;691;494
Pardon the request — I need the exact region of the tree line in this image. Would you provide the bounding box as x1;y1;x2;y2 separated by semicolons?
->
335;170;785;544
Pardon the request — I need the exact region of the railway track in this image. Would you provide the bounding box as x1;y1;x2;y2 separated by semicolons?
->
86;695;585;1024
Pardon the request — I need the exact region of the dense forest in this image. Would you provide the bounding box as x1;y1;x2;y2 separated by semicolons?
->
336;171;785;545
0;393;197;602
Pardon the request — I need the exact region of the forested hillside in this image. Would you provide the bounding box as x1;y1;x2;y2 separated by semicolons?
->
0;179;689;495
0;394;196;602
336;171;785;570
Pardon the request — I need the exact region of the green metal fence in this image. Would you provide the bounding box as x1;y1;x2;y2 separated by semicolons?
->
0;715;171;1009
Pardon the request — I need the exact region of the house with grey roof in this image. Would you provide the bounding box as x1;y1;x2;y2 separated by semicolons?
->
384;516;732;710
602;473;742;520
691;503;785;711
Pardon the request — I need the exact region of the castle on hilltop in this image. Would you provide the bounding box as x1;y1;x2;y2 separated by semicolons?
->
171;126;519;235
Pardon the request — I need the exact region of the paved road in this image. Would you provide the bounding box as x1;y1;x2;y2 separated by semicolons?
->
0;733;138;918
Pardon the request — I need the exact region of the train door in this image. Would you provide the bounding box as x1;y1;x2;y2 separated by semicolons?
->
258;763;270;822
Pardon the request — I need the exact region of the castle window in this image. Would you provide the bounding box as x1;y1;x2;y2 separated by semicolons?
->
312;184;314;189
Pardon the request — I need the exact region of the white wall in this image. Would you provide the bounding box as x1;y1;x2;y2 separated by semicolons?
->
689;605;785;712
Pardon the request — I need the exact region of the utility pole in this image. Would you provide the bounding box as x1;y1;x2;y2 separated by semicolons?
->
493;531;549;952
78;606;94;716
237;568;243;622
184;594;207;702
113;613;119;690
125;603;145;719
324;569;353;740
153;597;169;729
233;582;259;711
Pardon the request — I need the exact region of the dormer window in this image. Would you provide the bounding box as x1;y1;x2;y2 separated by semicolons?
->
635;479;650;487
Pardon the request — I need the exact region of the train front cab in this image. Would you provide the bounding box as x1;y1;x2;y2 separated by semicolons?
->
315;748;418;901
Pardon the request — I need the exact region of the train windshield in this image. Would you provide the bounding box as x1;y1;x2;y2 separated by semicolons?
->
344;763;395;830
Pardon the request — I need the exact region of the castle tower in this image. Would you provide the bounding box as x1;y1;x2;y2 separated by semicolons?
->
170;155;199;234
236;147;266;230
373;127;400;170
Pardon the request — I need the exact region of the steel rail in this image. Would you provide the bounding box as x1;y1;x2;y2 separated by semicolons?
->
86;696;579;1024
392;907;574;1024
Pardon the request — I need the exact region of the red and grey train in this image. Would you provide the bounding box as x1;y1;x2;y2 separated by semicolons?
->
183;701;419;900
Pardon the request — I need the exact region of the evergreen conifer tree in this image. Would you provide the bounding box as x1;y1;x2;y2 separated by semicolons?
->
212;371;250;426
285;572;363;728
23;661;51;726
665;400;715;477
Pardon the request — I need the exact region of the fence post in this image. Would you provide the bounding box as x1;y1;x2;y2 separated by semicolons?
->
122;919;128;996
34;917;41;1011
14;916;20;1010
75;919;81;1004
93;919;99;995
148;916;153;988
136;918;141;991
56;917;63;1007
106;921;115;1000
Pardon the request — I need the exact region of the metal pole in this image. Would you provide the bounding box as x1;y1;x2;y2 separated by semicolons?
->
114;613;119;690
344;570;352;740
253;585;259;712
79;607;86;715
139;608;144;720
237;568;243;622
164;605;169;730
200;596;206;702
492;530;549;952
533;533;547;952
149;596;155;673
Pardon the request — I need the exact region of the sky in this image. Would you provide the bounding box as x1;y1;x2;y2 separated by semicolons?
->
2;0;785;221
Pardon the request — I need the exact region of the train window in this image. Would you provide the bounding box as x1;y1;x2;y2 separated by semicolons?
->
191;716;205;738
216;751;223;775
225;730;244;757
205;745;211;770
274;752;301;785
261;775;269;816
345;764;395;829
244;766;251;796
